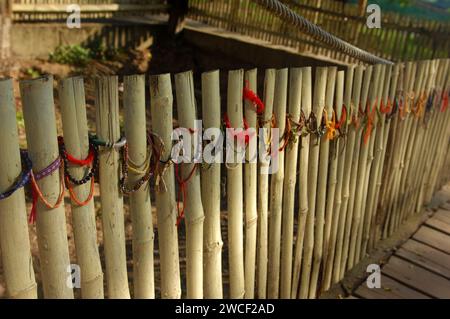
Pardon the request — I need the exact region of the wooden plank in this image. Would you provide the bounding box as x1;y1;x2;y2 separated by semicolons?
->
425;217;450;236
413;225;450;254
12;4;168;13
354;275;430;299
433;210;450;225
396;240;450;279
382;256;450;298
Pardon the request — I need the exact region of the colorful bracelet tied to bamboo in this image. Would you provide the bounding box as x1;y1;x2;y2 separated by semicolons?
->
29;155;65;224
58;136;99;207
0;150;33;201
120;132;161;195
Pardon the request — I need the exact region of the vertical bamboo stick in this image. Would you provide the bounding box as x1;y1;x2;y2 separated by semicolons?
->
291;67;312;299
340;65;372;273
322;69;345;291
59;76;104;299
267;68;288;299
123;74;154;299
309;66;336;298
227;69;245;299
201;70;223;299
355;65;386;264
333;65;364;282
280;67;302;299
174;70;205;299
257;69;275;299
20;75;73;299
244;68;258;299
299;67;327;299
360;65;392;257
149;73;181;299
0;78;37;299
95;76;130;299
368;64;400;251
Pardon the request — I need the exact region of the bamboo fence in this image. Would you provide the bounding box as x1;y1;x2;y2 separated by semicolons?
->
188;0;450;63
0;58;449;299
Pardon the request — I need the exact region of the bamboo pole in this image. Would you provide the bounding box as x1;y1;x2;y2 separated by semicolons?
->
257;68;275;299
355;64;386;264
384;62;416;238
348;64;382;268
291;67;312;299
244;68;258;299
59;76;104;299
397;61;431;225
0;77;37;299
309;66;336;298
267;68;288;299
322;69;345;291
368;64;400;251
123;74;154;299
341;65;374;275
226;69;245;299
299;67;327;299
361;64;393;257
95;76;130;299
333;65;364;281
280;67;302;299
201;70;223;299
20;75;73;299
149;73;181;299
174;70;205;299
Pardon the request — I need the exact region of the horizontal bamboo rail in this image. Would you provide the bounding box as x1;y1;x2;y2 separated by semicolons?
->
0;58;449;299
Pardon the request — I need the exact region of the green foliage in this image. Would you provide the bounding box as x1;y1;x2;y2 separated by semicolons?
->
49;45;91;66
25;68;40;78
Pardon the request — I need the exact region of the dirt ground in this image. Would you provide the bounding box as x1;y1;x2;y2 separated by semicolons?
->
0;34;246;298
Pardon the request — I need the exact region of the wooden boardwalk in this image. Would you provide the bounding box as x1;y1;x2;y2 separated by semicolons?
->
352;204;450;299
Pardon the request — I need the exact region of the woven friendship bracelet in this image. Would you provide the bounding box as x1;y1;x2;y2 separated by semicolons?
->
0;150;33;200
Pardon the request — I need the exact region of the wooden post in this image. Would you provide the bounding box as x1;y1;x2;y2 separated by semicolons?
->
291;67;312;298
257;68;275;299
123;74;154;299
267;68;288;299
20;75;73;299
95;76;130;299
226;69;245;299
174;70;205;299
201;70;223;299
299;67;327;299
149;73;181;299
280;68;302;299
59;76;104;299
0;78;37;299
244;68;258;299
